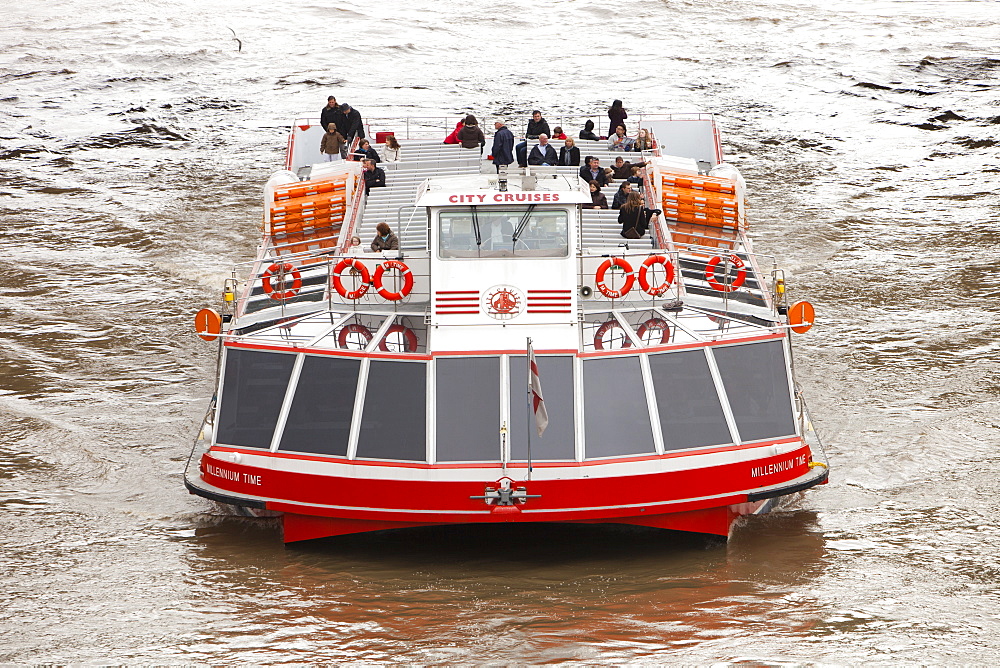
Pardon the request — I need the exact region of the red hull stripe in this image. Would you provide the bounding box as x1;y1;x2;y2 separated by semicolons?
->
198;444;812;523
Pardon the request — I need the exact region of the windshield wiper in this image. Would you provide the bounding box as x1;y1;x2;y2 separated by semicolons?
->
471;205;482;257
510;204;535;252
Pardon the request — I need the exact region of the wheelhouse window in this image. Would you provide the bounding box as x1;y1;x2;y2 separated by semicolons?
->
438;207;568;258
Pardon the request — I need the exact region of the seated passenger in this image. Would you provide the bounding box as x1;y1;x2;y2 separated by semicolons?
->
612;181;633;210
582;180;608;209
608;125;634;151
362;158;385;190
354;139;381;163
579;156;608;187
371;222;399;252
559;137;580;166
517;110;551;167
527;134;558;166
551;126;567;140
627;165;644;185
457;114;486;153
347;235;363;255
579;119;600;141
633;127;653;152
383;135;401;162
610;156;647;180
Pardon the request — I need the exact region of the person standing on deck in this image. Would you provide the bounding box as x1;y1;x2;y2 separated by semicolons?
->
491;120;514;172
320;123;345;161
608;99;627;135
527;134;558;166
516;110;551;167
340;103;365;151
321;96;341;136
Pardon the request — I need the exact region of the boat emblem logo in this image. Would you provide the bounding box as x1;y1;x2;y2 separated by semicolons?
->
483;285;524;320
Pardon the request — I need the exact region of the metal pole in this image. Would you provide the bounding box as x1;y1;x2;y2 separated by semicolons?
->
526;337;533;481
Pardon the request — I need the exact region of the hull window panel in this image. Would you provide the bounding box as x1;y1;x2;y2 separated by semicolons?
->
216;348;296;449
277;355;362;456
508;356;575;461
648;350;732;450
713;340;796;442
582;356;656;458
435;357;502;462
355;360;427;460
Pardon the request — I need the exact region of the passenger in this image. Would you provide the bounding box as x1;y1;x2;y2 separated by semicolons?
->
354;138;381;163
582;180;608;209
579;119;600;141
491;120;515;172
611;156;647;179
320;123;345;162
361;158;385;191
611;181;633;210
443;119;463;144
579;156;608;187
527;134;558;166
551;126;567;140
608;125;634;151
559;137;580;166
320;96;341;138
516;110;551;167
608;99;628;136
457;114;486;153
618;191;660;240
370;222;399;252
347;235;363;254
383;135;401;163
633;128;653;152
627;165;644;185
340;103;365;147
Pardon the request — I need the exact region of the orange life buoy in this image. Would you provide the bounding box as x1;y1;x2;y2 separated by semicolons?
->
705;254;746;292
332;258;371;300
378;324;419;352
372;260;414;301
593;319;634;350
638;255;675;296
261;262;302;300
337;323;373;349
594;257;635;299
636;318;670;345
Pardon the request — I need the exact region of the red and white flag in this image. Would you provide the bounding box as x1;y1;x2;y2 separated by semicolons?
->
527;340;548;436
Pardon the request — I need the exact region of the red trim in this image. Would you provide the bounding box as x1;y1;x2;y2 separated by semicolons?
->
435;310;479;315
436;297;480;302
527;290;572;294
435;291;479;295
528;310;573;314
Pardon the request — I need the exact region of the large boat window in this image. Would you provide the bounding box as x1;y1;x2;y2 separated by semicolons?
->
436;357;501;461
648;350;732;450
356;360;427;460
713;340;796;442
582;356;656;458
438;207;568;258
216;349;295;449
277;355;361;457
508;355;576;461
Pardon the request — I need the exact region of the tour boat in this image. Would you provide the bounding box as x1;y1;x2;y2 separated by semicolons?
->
184;113;830;543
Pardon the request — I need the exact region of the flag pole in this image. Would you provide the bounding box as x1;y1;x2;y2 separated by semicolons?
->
526;337;533;481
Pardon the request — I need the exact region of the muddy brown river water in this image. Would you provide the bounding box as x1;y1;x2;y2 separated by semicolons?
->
2;0;999;662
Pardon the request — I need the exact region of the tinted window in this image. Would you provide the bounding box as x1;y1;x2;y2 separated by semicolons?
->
713;340;796;442
436;357;501;461
508;356;575;461
277;355;361;456
582;356;655;458
216;348;295;449
439;207;568;258
649;350;732;450
356;361;427;460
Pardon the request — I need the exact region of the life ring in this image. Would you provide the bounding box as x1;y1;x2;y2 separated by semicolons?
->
378;324;419;352
705;254;746;292
372;260;414;301
332;258;371;300
594;257;635;299
337;323;373;349
593;319;634;350
638;255;675;296
636;318;670;345
261;262;302;300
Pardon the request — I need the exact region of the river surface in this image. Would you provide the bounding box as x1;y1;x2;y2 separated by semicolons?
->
2;0;999;663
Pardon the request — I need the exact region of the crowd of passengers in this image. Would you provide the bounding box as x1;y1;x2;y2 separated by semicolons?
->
319;96;661;243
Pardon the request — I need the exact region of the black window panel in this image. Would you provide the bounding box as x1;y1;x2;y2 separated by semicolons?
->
436;357;501;462
216;348;295;449
277;355;361;456
714;340;796;442
648;350;732;450
508;356;575;461
356;361;427;460
582;356;655;458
